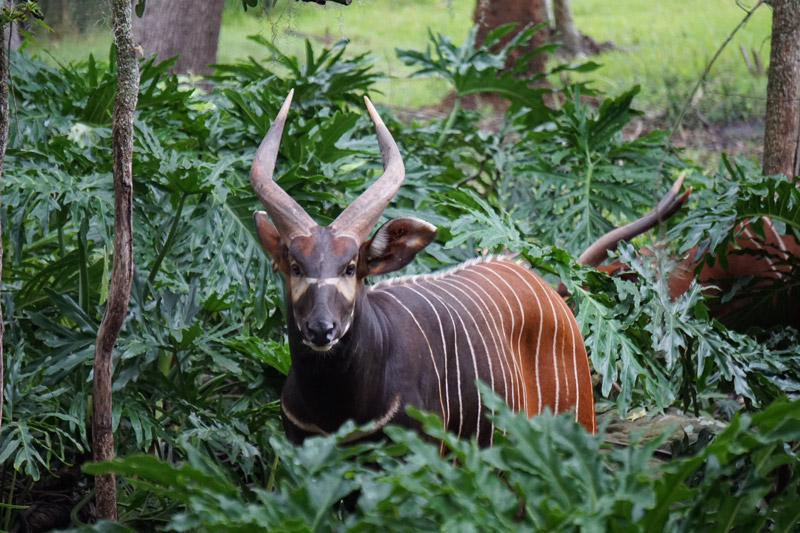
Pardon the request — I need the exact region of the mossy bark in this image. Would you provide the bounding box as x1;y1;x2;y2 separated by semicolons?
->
763;0;800;178
93;0;140;521
0;11;9;436
473;0;548;77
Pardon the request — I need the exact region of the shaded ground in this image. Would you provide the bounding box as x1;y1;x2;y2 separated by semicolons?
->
625;116;764;170
670;118;764;169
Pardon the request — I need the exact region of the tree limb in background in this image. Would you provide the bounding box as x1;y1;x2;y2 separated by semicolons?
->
473;0;549;77
553;0;583;56
132;0;224;76
93;0;140;521
763;0;800;178
0;6;10;437
669;1;765;140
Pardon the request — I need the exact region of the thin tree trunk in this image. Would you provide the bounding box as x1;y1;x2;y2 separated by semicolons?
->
763;0;800;178
553;0;583;56
473;0;548;77
93;0;139;521
132;0;224;75
541;0;552;26
0;7;10;436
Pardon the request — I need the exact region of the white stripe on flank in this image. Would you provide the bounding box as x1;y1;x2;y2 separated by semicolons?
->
396;284;452;430
742;225;781;276
446;276;512;410
764;216;789;257
453;274;518;410
413;282;473;440
381;291;447;427
472;264;530;415
506;261;590;431
510;263;562;414
491;262;548;415
434;278;495;444
468;267;526;413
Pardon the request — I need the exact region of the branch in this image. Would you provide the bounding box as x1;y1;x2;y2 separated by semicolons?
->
0;7;10;436
93;0;140;521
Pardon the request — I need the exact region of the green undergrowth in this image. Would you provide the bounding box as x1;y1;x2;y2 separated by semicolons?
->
80;391;800;532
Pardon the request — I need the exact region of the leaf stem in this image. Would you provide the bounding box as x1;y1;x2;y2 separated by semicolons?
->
3;467;17;532
437;94;462;148
583;149;594;244
266;453;279;493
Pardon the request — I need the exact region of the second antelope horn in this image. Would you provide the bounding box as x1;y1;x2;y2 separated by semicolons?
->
329;96;405;242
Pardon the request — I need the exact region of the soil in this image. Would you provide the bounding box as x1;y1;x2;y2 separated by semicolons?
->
665;118;764;168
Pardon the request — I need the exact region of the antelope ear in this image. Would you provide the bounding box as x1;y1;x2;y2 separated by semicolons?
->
360;217;437;276
254;211;288;272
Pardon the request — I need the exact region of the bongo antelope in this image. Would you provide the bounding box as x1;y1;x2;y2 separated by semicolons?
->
251;91;597;445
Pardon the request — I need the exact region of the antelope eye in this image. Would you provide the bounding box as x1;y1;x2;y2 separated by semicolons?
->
290;264;302;277
344;264;356;277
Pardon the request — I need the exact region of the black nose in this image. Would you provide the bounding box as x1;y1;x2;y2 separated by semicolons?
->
307;320;336;346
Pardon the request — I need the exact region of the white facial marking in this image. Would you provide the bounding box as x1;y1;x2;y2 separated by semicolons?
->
290;275;357;303
304;277;339;285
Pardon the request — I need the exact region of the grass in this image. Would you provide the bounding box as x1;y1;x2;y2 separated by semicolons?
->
567;0;771;124
30;0;772;121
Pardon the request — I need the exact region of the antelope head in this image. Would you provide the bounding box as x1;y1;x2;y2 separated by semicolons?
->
252;90;437;352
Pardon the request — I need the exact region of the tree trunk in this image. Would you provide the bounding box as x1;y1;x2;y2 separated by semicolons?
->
553;0;583;56
763;0;800;178
132;0;224;75
0;5;10;436
473;0;548;77
93;0;139;521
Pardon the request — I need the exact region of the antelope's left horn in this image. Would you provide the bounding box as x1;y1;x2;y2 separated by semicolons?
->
251;89;318;241
329;96;405;242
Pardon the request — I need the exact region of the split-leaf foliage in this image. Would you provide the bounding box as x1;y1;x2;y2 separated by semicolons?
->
0;26;798;531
